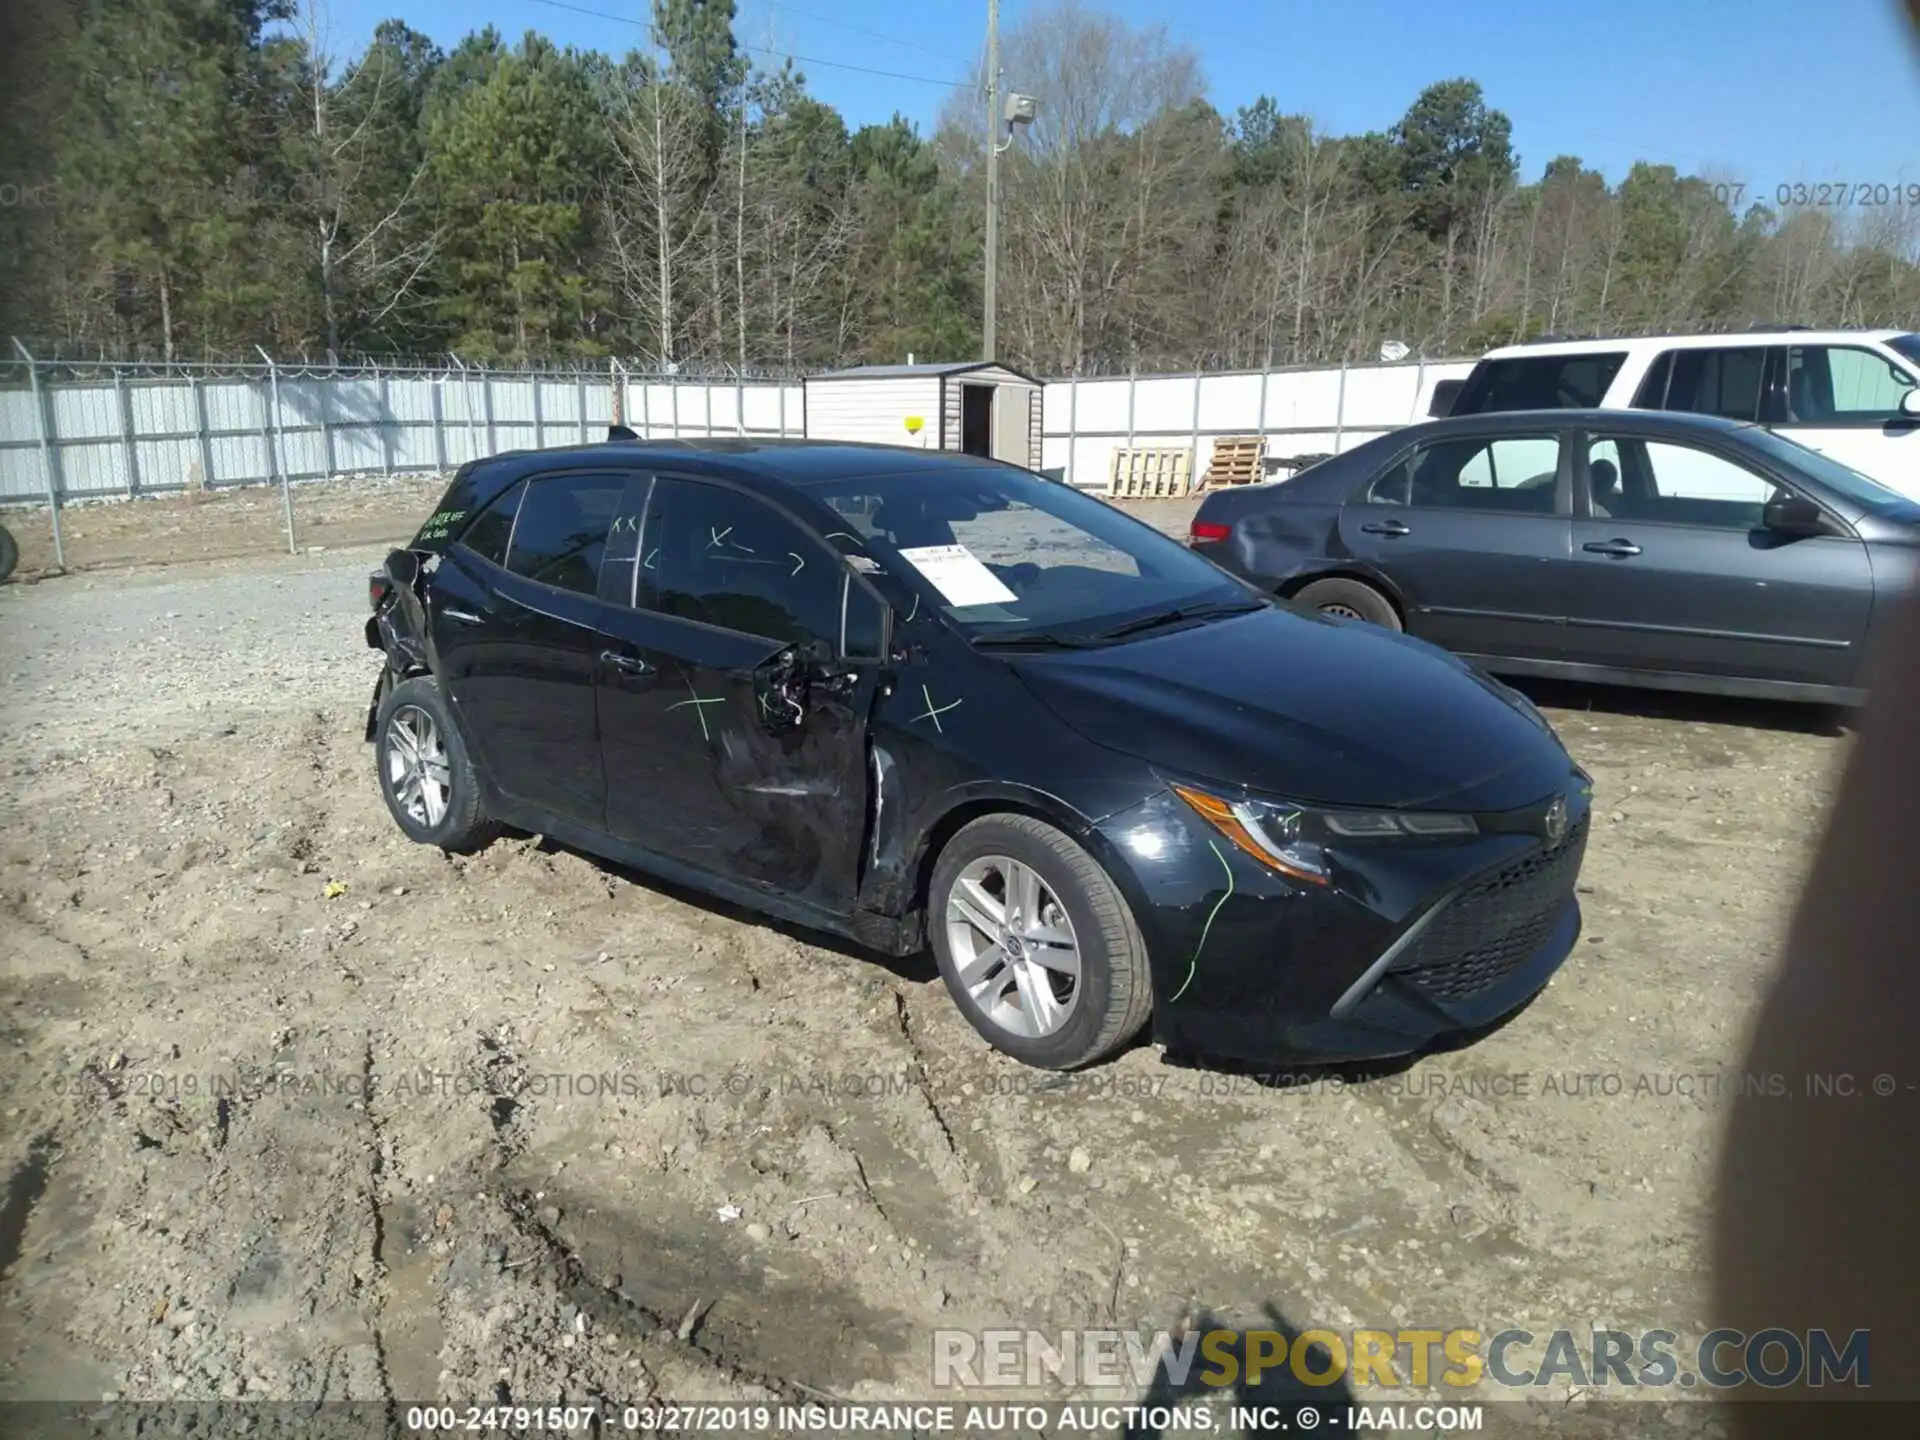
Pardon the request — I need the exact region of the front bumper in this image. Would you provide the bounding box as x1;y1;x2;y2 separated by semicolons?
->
1094;779;1590;1068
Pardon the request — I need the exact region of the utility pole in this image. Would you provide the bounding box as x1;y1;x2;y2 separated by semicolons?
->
983;0;1000;362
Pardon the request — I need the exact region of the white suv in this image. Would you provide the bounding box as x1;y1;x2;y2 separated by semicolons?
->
1436;329;1920;497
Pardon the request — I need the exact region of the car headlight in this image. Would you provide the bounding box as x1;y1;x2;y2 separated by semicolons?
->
1172;783;1477;886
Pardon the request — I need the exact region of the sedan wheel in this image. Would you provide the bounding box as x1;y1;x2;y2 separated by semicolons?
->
944;856;1084;1038
385;704;453;828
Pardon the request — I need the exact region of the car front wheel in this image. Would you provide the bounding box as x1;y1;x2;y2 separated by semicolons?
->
929;814;1153;1069
374;675;498;854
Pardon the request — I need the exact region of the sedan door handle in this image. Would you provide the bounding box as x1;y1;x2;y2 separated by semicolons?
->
1359;519;1411;536
1582;539;1643;558
600;651;653;676
441;607;487;626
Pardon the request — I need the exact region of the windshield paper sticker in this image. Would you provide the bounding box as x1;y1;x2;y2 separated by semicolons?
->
896;545;1017;607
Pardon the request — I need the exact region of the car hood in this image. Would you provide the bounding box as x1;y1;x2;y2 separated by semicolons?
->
1005;606;1573;811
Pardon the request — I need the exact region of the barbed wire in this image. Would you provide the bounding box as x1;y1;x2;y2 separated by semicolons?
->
0;345;809;386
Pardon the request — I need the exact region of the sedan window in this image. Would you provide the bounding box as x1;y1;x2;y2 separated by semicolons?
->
1369;435;1563;516
1589;437;1782;530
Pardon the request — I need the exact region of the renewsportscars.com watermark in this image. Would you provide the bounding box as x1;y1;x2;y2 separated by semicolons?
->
932;1327;1870;1393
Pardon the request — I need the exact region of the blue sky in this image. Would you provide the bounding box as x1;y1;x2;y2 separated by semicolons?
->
312;0;1920;188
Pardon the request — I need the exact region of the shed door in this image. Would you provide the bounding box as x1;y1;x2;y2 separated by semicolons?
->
991;385;1031;465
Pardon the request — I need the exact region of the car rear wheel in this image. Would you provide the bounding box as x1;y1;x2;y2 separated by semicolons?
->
0;523;17;584
929;814;1153;1070
1294;577;1401;630
374;676;498;854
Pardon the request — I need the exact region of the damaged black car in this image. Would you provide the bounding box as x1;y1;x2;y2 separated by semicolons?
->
365;438;1591;1071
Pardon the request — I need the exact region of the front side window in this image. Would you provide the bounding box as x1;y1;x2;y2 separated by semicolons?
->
1451;352;1626;413
1368;435;1563;515
503;473;633;598
1782;345;1918;424
641;478;846;647
1589;436;1783;530
802;465;1251;640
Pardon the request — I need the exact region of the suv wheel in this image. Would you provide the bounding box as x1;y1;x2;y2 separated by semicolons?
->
929;815;1153;1070
1294;577;1401;630
374;675;498;853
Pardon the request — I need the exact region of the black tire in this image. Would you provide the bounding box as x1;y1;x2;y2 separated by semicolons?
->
928;814;1153;1070
373;675;499;854
0;523;17;584
1293;576;1401;630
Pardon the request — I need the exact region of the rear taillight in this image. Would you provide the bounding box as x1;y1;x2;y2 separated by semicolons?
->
1189;520;1231;544
369;575;392;612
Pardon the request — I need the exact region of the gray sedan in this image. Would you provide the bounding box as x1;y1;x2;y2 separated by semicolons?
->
1187;409;1920;705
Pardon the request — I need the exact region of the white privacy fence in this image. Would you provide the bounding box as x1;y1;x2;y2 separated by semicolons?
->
0;355;806;507
0;349;1478;564
1040;359;1477;486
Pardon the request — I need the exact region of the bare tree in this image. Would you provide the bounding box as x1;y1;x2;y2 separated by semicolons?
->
604;65;715;364
291;1;440;357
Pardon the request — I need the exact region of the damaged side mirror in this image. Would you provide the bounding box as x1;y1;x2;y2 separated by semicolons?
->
754;645;812;732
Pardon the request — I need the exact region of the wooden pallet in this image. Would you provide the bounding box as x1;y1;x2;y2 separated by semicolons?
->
1108;447;1192;498
1202;435;1267;488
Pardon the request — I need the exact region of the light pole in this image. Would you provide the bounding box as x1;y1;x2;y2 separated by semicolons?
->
983;0;1036;362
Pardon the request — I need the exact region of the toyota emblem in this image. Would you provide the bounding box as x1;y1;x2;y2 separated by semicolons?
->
1543;795;1569;844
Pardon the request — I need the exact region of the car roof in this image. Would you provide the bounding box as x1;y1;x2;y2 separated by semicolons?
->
476;436;1012;489
1390;408;1760;441
1481;329;1907;358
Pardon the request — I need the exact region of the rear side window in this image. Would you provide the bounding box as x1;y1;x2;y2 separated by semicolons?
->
456;481;524;567
1641;347;1768;421
504;473;631;597
1367;435;1563;515
1451;352;1627;414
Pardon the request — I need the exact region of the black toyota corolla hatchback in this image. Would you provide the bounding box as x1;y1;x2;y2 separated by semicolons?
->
365;438;1591;1071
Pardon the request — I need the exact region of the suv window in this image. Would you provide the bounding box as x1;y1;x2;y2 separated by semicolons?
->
1639;346;1767;421
456;480;525;567
1451;352;1626;414
503;473;631;597
641;478;844;647
1369;435;1562;513
1782;345;1918;424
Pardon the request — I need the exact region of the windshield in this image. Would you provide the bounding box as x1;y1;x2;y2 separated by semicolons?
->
1891;333;1920;368
805;466;1257;640
1738;426;1913;512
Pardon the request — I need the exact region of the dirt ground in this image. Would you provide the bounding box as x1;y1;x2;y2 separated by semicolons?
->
0;480;1850;1434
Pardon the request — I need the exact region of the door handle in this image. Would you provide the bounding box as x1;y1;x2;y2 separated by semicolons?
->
441;607;486;626
600;650;653;676
1359;520;1411;536
1582;539;1643;558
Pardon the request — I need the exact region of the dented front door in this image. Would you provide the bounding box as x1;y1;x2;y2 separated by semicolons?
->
596;474;874;915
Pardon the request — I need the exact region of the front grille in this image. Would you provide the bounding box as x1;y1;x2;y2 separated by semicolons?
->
1390;815;1588;1003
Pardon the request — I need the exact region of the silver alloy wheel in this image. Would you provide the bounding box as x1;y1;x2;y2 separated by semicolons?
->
385;704;452;828
943;856;1083;1038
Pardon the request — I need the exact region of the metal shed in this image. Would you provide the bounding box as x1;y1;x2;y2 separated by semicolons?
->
802;362;1044;469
